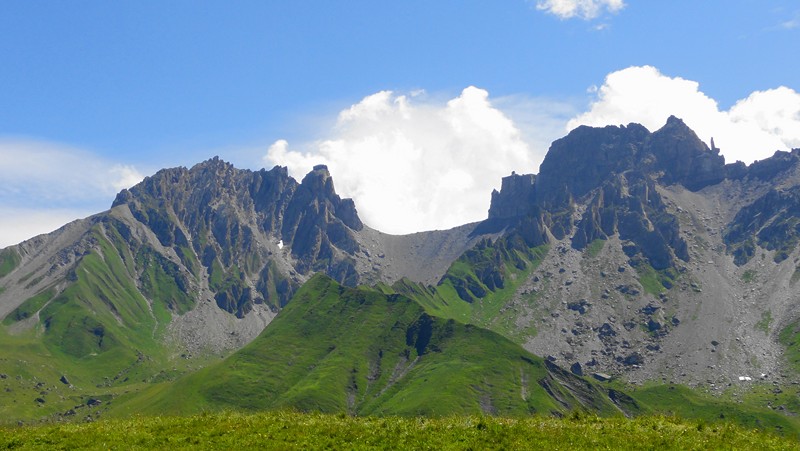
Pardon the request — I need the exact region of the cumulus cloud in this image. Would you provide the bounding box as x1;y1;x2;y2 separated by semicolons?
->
0;138;144;246
729;87;800;149
535;0;625;20
568;66;800;164
264;87;541;234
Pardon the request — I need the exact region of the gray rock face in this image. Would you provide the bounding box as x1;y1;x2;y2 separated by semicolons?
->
487;117;699;275
113;158;366;317
570;171;688;270
724;186;800;265
479;118;800;387
488;172;536;219
524;116;725;209
535;122;649;208
644;116;725;191
745;149;800;181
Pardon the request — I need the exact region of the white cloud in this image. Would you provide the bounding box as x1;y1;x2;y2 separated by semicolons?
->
535;0;625;20
109;164;147;192
568;66;800;164
5;69;795;244
729;87;800;149
0;139;144;206
0;138;144;246
264;87;542;234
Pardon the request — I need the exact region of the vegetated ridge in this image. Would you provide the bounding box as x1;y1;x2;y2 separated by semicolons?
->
110;274;631;418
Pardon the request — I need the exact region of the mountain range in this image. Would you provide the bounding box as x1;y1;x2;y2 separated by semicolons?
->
2;116;800;430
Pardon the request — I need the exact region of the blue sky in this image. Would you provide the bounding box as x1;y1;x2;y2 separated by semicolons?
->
2;1;799;245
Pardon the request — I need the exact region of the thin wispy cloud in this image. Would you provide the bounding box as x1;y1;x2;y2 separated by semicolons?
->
0;207;93;249
762;8;800;32
781;15;799;29
535;0;626;20
0;138;144;247
0;139;143;207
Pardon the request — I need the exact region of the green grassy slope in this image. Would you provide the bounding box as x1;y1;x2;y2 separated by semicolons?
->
31;222;177;380
627;384;800;438
4;217;800;436
779;319;800;374
0;248;21;279
1;411;796;450
111;274;622;418
387;239;548;342
0;219;203;421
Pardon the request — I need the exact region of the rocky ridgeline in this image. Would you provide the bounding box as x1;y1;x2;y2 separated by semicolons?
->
487;116;800;274
487;117;701;274
112;159;364;317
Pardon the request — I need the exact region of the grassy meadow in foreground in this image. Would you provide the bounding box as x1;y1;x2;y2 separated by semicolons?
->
0;411;797;450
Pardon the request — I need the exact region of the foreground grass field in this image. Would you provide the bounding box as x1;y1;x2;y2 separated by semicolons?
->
0;411;796;450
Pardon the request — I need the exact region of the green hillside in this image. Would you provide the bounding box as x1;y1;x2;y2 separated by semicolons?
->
110;274;624;417
2;411;796;450
4;223;800;436
0;218;201;421
383;238;548;343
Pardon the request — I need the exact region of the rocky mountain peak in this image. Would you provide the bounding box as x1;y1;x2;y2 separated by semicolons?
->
293;164;362;232
488;172;536;219
487;117;702;281
10;116;800;416
535;122;650;209
644;115;725;190
300;164;333;193
193;155;235;173
532;116;729;208
107;157;367;317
